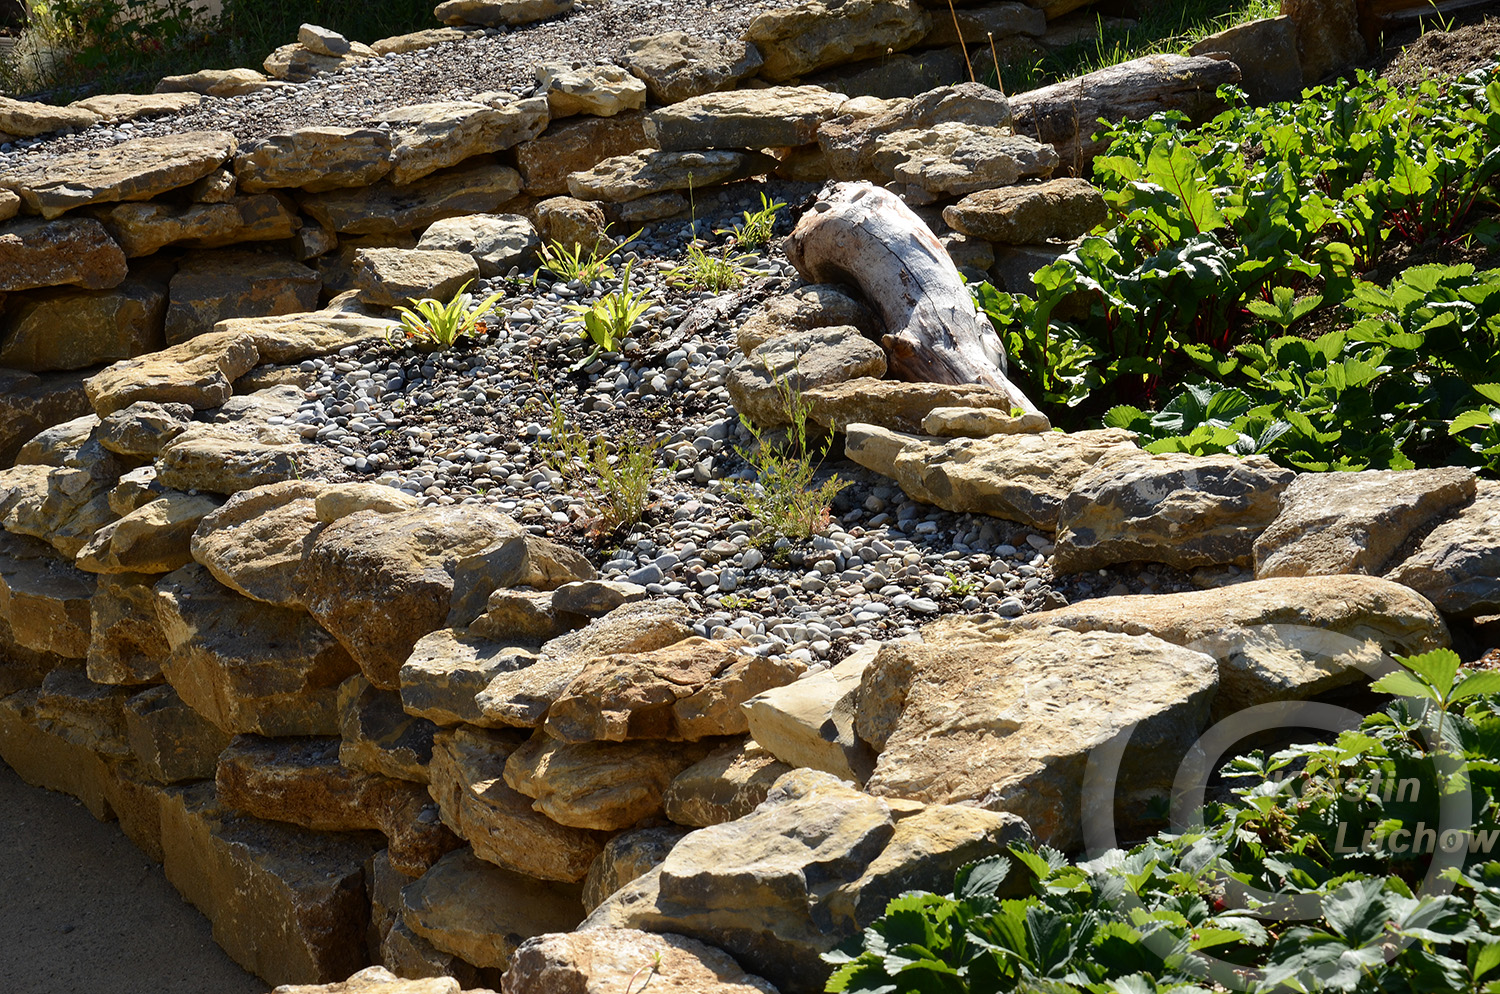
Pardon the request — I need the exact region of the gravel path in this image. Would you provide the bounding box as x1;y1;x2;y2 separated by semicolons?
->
0;0;780;162
0;762;264;994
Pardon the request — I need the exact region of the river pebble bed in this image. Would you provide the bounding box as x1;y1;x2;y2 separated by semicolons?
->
269;180;1203;668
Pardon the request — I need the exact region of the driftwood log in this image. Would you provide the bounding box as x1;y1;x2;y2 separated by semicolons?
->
784;181;1039;415
1009;54;1242;170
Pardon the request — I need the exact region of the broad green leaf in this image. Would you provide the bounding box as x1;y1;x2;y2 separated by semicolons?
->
1453;672;1500;703
1398;648;1464;696
1371;669;1442;701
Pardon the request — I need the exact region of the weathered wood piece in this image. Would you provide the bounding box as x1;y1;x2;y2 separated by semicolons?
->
785;182;1038;415
1009;53;1242;169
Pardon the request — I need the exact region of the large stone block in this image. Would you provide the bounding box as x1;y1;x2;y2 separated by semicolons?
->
235;127;395;193
164;250;321;345
124;683;232;783
160;781;380;987
646;87;849;152
744;0;931;81
0;217;128;292
0;273;167;371
84;328;261;416
155;563;359;736
337;675;438;784
88;572;171;685
299;160;522;236
377;98;549;185
504;930;779;994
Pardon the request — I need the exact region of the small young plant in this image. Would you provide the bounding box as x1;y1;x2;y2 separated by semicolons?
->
542;397;661;535
944;571;978;597
717;192;788;249
666;242;757;293
563;259;652;366
389;280;503;351
733;369;851;541
537;227;641;284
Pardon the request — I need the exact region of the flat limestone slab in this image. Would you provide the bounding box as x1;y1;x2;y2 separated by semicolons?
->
0;131;237;219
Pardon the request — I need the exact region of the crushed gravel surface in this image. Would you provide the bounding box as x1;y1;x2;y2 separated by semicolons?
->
0;0;780;162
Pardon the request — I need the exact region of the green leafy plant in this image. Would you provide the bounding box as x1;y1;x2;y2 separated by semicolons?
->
826;647;1500;994
666;241;758;293
717;192;787;249
733;371;850;542
537;227;640;284
541;398;661;536
389;280;503;352
563;260;652;366
944;571;978;597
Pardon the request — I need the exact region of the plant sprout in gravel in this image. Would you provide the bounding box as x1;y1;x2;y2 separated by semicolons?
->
390;280;503;352
564;259;653;367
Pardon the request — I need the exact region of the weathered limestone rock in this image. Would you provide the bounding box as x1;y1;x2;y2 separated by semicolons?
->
625;32;763;104
0;188;17;220
1055;451;1295;574
76;491;221;574
88;572;171;685
401;847;584;970
298;23;351;56
856;626;1217;849
85;328;260;416
1256;468;1477;578
89;198;260;257
0;463;116;558
735;285;882;355
371;27;473;55
216;735;459;876
663;739;794;827
504;733;716;831
428;724;608;882
189;480;326;609
164;250;320;345
545;637;801;742
211;381;307;426
582;826;689;913
188;166;238;203
921;406;1051;436
532;196;613;254
943;178;1107;243
0;131;236;219
234;128;394;193
351;248;479;308
304;506;526;689
845;425;1139;530
34;666;132;755
156;423;339;495
415;213;538;277
124;683;231;783
586;769;1026;994
1188;15;1302;104
0;217;128;292
299;160;523;236
314;483;422;523
378;99;549;185
743;647;877;782
400;629;538;727
920;1;1046;45
476;599;694;728
0;687;119;819
263;42;370;83
997;575;1451;718
567;149;777;203
434;0;573;28
745;0;931;81
802;379;1034;435
189;192;301;250
0;273;166;370
155;68;282;97
273;966;462;994
1387;480;1500;618
729;327;887;429
537;64;646;119
647;87;849;152
505;930;779;994
0;94;100;136
13;411;107;468
804;50;970;102
160;781;379;986
514;113;652;198
818;83;1013;182
0;520;97;658
155;563;359;736
1281;0;1365;82
448;533;596;628
64;89;196;123
607;190;689;225
471;589;583;643
549;580;646;618
215;310;399;365
338;676;438;783
881;124;1059;198
109;466;168;515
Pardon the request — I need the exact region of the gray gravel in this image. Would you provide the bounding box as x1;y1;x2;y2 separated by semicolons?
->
0;0;781;161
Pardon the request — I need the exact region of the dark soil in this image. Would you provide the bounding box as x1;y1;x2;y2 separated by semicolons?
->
1377;16;1500;88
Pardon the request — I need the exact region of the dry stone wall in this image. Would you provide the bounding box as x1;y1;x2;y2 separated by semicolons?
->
0;2;1436;994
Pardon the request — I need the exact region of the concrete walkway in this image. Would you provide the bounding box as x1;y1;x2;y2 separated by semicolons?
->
0;760;267;994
